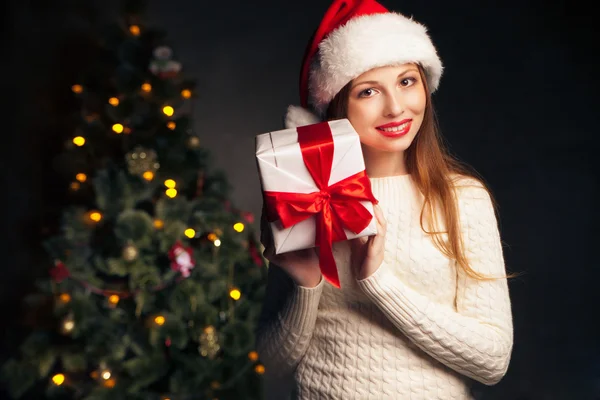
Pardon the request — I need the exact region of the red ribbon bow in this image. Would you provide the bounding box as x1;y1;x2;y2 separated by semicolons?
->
264;122;378;288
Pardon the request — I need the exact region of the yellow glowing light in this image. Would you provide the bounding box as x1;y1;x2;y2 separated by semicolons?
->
101;370;111;380
248;351;259;361
103;378;116;388
214;239;221;247
181;89;192;99
166;121;176;130
73;136;86;146
233;222;244;232
154;315;166;326
164;179;176;188
162;105;174;117
112;123;124;134
63;320;75;332
229;288;241;301
141;82;152;92
71;84;83;94
129;25;141;36
254;364;265;374
108;97;119;106
52;373;65;386
165;188;177;198
142;171;154;181
76;173;87;182
59;293;71;303
184;228;196;238
108;295;119;305
70;182;80;191
153;219;164;229
89;211;102;222
207;233;217;242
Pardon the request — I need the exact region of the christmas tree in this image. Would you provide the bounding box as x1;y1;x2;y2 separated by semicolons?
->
1;1;267;399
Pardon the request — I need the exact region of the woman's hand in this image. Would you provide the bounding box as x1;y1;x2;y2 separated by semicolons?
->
260;204;323;288
350;204;387;281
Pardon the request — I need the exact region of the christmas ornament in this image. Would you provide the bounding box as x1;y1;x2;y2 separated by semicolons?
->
199;326;220;359
122;243;139;262
149;46;182;79
242;211;255;224
168;241;195;277
50;260;70;282
126;146;160;177
248;238;263;266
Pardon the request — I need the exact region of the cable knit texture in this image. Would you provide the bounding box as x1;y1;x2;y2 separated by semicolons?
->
256;174;513;399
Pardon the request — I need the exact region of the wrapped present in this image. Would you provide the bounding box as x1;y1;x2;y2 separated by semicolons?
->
255;119;378;288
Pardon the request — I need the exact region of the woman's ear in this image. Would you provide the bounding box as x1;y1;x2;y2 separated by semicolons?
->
283;105;322;129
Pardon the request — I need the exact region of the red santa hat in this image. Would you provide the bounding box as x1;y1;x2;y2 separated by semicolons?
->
285;0;443;128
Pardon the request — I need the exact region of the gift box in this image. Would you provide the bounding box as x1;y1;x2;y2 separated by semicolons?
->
255;119;379;288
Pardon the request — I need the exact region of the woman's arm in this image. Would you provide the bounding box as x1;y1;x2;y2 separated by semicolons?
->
255;262;325;377
356;183;514;385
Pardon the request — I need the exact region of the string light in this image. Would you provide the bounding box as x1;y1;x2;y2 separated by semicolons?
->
181;89;192;99
153;219;164;229
88;211;102;223
166;121;176;130
233;222;244;232
112;123;124;134
165;188;177;198
71;84;83;94
103;378;116;388
254;364;265;375
248;351;259;361
123;127;131;134
129;25;141;36
52;373;65;386
210;381;220;389
108;295;120;306
75;173;87;182
142;171;154;181
207;233;218;242
61;315;75;334
164;179;176;188
108;97;119;106
154;315;166;326
73;136;86;146
101;370;112;380
59;293;71;303
162;105;174;117
141;83;152;92
70;182;81;191
214;239;221;247
229;288;241;301
184;228;196;239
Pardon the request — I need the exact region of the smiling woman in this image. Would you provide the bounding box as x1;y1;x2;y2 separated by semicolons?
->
256;0;515;399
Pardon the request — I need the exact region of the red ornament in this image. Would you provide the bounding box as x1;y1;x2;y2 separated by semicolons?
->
242;211;255;224
165;337;172;347
50;260;70;282
168;241;195;278
248;239;263;267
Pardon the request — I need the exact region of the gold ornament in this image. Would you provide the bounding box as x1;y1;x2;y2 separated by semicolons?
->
199;325;220;359
122;243;138;262
126;146;160;177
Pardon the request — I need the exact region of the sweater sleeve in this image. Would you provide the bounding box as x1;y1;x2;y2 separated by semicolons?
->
255;262;325;377
356;182;514;386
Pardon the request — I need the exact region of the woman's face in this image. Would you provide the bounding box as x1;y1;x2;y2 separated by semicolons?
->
347;63;427;154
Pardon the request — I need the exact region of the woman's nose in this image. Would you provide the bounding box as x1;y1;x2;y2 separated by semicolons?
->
383;92;403;117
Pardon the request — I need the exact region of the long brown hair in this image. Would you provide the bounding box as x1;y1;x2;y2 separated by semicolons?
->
326;65;515;280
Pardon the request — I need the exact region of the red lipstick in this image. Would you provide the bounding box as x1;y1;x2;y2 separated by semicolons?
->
376;119;412;137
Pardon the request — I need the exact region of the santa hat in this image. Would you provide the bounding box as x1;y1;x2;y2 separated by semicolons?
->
284;0;443;128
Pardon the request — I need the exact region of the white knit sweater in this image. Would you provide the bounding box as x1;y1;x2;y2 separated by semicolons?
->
256;174;514;399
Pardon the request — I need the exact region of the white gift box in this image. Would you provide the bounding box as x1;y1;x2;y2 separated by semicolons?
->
255;119;377;255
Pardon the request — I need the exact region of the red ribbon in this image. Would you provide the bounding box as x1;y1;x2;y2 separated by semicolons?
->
264;122;378;288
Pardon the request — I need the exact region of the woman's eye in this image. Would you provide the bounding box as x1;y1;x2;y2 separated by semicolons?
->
400;77;417;87
358;88;375;98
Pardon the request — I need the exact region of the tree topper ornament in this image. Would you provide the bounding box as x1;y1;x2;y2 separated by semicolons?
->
149;46;182;78
168;241;195;278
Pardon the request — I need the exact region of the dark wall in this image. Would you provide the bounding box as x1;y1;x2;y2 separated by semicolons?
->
3;0;599;398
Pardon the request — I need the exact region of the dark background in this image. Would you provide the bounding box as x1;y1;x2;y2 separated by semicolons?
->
2;0;599;398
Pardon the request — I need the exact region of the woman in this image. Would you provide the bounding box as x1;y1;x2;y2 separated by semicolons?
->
256;1;514;399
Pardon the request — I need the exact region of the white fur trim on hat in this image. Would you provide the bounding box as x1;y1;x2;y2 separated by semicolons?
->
308;12;443;116
284;105;322;129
